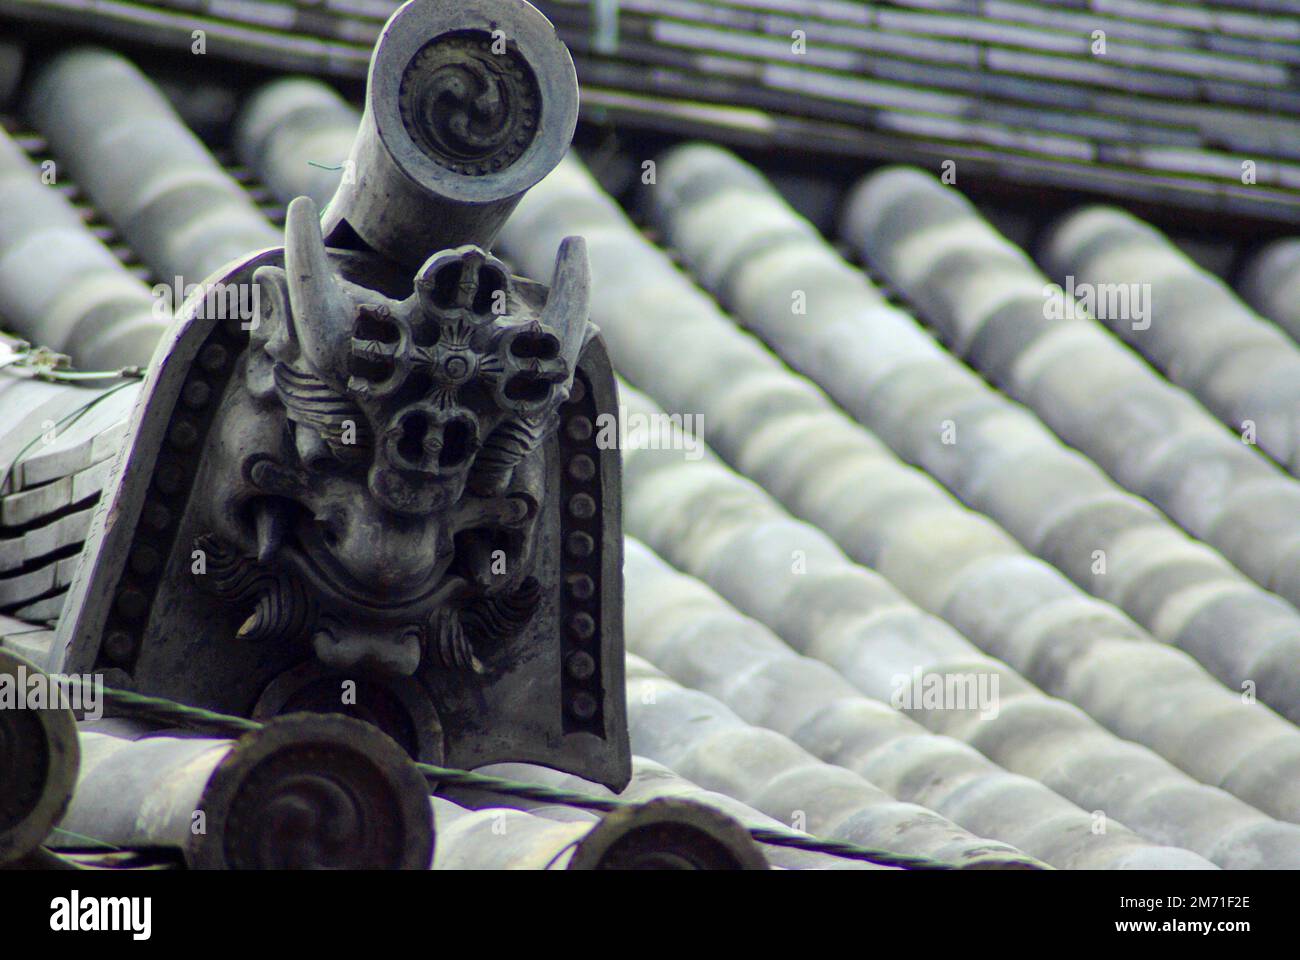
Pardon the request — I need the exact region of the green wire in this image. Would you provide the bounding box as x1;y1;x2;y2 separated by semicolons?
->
2;377;141;494
48;677;1047;870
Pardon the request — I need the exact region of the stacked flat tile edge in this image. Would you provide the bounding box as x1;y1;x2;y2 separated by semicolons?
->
495;156;1300;857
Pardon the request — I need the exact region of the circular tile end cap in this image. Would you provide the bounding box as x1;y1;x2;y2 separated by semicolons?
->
568;797;770;870
0;649;81;864
190;712;434;870
369;0;578;204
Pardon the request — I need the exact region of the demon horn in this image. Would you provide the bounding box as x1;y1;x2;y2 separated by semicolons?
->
284;196;352;341
541;235;592;375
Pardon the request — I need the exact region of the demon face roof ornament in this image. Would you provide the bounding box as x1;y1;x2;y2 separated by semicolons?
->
50;0;629;790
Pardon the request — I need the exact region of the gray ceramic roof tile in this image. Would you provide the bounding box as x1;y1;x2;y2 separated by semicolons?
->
496;154;1300;828
1;453;114;527
622;536;1244;868
53;718;435;869
646;142;1300;724
0;506;95;576
11;592;68;624
431;790;773;870
0;128;165;368
475;756;878;870
0;370;135;623
0;612;55;663
10;384;135;491
1042;206;1300;475
0;377;124;492
1238;237;1300;338
233;78;357;211
430;797;602;869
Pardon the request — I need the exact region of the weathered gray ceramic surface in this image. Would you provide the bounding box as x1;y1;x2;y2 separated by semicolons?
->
432;790;770;869
1043;206;1300;476
0;371;140;621
619;652;1046;868
235;78;358;212
469;755;880;870
622;537;1295;869
0;127;165;369
319;0;579;269
27;48;281;289
57;714;435;869
495;154;1300;833
616;387;1300;869
645;143;1300;728
843;167;1300;617
4;11;1300;870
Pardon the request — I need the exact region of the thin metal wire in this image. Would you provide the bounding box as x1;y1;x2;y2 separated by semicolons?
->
47;677;1048;869
1;377;141;495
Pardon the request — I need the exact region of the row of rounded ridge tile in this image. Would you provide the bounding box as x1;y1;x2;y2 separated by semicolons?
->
1042;205;1300;475
624;538;1246;868
0;126;165;369
476;757;879;870
0;65;161;617
233;77;356;212
616;384;1300;866
495;154;1300;826
664;372;1300;826
429;797;608;870
129;69;1300;853
5;69;915;868
645;142;1300;725
0;177;143;624
1238;237;1300;340
842;165;1300;612
434;788;765;871
620;651;1045;869
26;47;280;289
